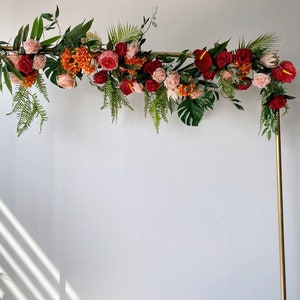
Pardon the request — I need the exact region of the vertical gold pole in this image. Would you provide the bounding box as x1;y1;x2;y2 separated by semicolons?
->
275;110;287;300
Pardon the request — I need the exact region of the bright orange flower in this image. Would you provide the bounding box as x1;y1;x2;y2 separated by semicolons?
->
177;83;196;97
60;48;81;76
22;70;38;87
125;56;147;75
234;61;252;75
73;46;96;75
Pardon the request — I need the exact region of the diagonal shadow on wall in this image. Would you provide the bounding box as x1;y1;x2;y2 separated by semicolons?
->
0;199;80;300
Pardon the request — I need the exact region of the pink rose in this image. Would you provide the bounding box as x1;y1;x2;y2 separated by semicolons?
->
9;73;23;85
126;42;139;59
23;39;41;54
98;50;119;70
57;74;76;89
33;54;46;70
8;53;21;69
252;73;271;88
152;68;166;83
164;71;180;90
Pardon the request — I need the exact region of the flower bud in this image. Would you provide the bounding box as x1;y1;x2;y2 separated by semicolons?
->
259;50;279;68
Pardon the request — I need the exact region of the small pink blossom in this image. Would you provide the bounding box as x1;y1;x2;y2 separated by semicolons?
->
8;53;21;69
152;68;166;83
33;54;46;70
23;39;41;54
221;70;232;80
126;42;139;59
9;73;22;85
57;74;76;89
164;71;180;90
190;87;204;99
132;81;143;93
253;73;271;89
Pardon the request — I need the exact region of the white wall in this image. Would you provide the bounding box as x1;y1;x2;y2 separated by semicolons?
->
0;0;299;299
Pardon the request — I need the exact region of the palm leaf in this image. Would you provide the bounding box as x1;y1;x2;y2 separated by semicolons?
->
107;23;142;44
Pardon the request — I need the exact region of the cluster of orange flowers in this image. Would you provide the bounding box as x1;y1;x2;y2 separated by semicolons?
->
125;56;147;75
60;46;96;76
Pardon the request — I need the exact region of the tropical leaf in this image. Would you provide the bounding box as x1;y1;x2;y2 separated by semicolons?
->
177;98;204;126
107;23;142;44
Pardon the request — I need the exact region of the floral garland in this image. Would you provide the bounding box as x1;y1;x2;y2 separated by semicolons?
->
0;7;297;138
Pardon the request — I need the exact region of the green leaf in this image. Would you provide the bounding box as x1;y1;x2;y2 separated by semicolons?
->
40;35;60;47
13;26;24;51
36;16;44;40
30;17;39;39
3;65;12;94
22;24;30;42
0;64;3;92
177;98;204;126
108;23;142;43
55;6;60;18
41;13;53;21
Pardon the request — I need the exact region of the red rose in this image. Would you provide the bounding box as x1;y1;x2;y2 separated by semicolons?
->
98;50;119;70
145;79;160;92
143;60;162;75
120;79;134;95
93;70;108;84
269;95;287;109
18;54;33;75
236;77;252;90
235;49;253;65
193;49;213;73
215;51;233;69
203;70;217;80
115;42;127;58
271;61;296;83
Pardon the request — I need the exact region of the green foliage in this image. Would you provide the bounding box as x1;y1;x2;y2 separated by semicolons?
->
44;57;60;86
8;85;48;136
146;87;168;132
239;33;279;53
260;104;278;140
177;87;216;126
101;76;133;123
35;73;50;102
107;23;142;44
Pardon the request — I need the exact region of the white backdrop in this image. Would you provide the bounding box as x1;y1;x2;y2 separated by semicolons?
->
0;1;299;299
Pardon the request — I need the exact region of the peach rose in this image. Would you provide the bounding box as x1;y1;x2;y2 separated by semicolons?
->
164;71;180;90
190;87;204;99
9;73;23;85
126;42;139;59
57;74;76;89
23;39;41;54
152;68;166;83
253;73;271;89
8;53;21;69
221;70;232;80
33;54;47;70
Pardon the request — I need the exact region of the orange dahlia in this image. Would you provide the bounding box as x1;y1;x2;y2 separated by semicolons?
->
22;70;38;88
125;56;147;75
73;46;96;75
60;48;81;76
177;83;196;97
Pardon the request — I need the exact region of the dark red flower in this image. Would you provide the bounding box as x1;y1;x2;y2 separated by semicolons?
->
143;60;162;75
93;70;108;84
215;51;233;69
193;49;213;73
271;61;296;83
236;77;252;90
18;54;33;75
269;95;287;109
145;79;160;92
115;42;127;58
235;49;253;65
203;70;217;80
119;79;135;95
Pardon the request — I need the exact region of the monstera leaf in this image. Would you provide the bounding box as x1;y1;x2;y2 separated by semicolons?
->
177;98;205;126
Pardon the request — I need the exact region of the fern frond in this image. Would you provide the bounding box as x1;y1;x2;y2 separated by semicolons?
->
107;23;142;44
144;91;152;118
35;73;50;102
217;74;235;100
101;76;133;122
147;87;168;132
8;86;48;136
